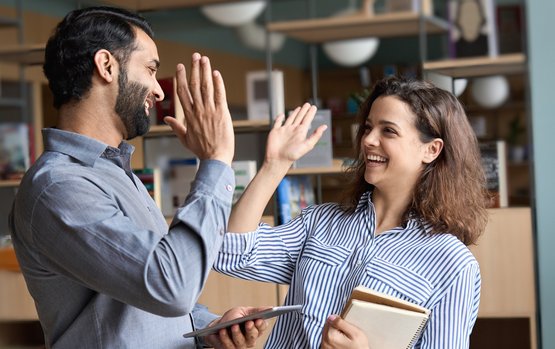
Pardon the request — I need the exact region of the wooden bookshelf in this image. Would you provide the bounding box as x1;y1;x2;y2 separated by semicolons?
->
103;0;254;11
146;119;270;137
423;53;526;78
0;179;21;188
0;44;45;65
267;11;449;43
287;158;345;175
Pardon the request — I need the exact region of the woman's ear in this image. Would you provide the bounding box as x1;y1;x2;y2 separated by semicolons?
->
93;49;116;83
422;138;444;164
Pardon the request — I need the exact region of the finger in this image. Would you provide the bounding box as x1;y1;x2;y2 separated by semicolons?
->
164;116;187;134
175;63;192;114
304;124;327;150
284;106;300;126
299;105;318;126
189;52;203;108
217;327;234;349
200;55;215;109
272;114;285;129
290;103;312;125
328;315;360;340
229;324;247;348
213;70;229;111
321;315;332;343
242;320;259;347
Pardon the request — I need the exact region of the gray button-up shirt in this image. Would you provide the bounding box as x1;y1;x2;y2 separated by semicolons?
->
10;128;235;348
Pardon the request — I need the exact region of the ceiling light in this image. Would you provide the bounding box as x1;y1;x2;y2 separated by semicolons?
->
201;1;266;27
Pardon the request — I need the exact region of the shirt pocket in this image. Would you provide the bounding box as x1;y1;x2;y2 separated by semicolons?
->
300;237;352;266
364;257;433;305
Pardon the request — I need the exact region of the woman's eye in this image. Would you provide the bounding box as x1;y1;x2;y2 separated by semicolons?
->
384;127;396;134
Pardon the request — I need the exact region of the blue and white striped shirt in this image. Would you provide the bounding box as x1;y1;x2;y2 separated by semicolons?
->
215;192;480;348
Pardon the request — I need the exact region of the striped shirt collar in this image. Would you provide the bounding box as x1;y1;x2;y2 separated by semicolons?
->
359;190;429;235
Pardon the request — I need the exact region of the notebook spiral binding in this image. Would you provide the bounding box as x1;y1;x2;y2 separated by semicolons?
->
406;318;428;348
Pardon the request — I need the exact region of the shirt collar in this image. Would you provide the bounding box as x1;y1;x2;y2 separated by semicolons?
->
42;128;135;167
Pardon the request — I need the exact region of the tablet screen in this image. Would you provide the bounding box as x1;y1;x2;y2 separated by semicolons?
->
183;305;302;338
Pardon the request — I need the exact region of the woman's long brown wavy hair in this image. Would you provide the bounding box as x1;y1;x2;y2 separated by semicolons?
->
341;77;489;245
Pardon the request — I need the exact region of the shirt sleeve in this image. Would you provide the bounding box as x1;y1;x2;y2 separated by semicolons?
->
418;262;481;349
213;208;313;285
28;160;234;317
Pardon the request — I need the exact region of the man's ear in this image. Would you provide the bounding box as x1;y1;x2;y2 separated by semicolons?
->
94;49;117;83
422;138;444;164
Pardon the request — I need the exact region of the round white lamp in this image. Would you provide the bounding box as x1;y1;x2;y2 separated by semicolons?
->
236;21;285;52
323;37;380;67
426;72;468;97
322;6;379;67
471;75;510;109
201;1;266;27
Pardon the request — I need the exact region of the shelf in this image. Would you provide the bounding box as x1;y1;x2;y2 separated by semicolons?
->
422;53;526;78
0;44;45;65
102;0;255;11
287;158;345;175
0;179;21;188
267;11;449;43
0;15;19;28
0;97;26;108
145;119;270;137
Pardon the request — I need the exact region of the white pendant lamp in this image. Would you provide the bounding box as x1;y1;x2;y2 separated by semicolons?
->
322;3;379;67
201;1;266;27
236;21;285;52
471;75;510;109
323;37;380;67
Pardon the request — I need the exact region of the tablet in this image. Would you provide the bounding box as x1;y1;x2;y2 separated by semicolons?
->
182;305;302;338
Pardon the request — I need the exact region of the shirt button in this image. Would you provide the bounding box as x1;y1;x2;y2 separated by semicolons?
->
226;184;233;192
356;260;362;266
220;228;225;235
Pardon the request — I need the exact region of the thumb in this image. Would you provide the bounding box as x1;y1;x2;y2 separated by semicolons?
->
164;116;187;134
327;315;359;340
305;124;328;149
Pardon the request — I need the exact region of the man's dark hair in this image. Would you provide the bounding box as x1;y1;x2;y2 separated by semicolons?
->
43;6;153;109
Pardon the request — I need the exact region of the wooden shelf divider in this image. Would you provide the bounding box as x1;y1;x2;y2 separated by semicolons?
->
267;11;449;43
0;44;45;65
146;119;270;137
423;53;526;78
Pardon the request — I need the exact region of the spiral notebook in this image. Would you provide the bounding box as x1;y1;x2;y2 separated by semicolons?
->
341;285;430;349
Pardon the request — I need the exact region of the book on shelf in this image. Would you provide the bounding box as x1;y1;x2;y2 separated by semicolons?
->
0;123;31;180
276;175;315;224
479;140;508;208
292;109;332;169
231;160;257;204
133;168;162;208
341;285;430;349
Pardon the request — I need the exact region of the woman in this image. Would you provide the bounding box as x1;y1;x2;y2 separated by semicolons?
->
214;77;488;348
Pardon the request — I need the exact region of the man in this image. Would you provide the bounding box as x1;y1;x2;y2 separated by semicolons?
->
9;6;267;349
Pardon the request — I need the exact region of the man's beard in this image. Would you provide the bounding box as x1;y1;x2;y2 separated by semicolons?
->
115;67;151;140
